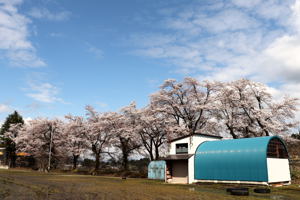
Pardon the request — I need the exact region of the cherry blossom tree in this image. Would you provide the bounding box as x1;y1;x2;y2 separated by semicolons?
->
116;102;141;171
64;115;88;170
4;123;23;141
14;118;65;171
151;77;220;136
216;79;299;138
136;104;172;161
4;77;298;173
85;106;114;172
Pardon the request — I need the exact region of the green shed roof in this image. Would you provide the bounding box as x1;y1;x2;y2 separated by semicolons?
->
194;136;288;182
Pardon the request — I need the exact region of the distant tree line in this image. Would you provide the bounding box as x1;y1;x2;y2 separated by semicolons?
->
1;78;299;172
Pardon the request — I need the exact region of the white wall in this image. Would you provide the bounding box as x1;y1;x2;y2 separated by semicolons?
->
169;135;220;155
188;156;194;184
168;135;221;184
169;137;189;155
267;158;291;183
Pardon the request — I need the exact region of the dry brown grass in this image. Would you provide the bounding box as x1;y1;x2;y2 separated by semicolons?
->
0;169;299;200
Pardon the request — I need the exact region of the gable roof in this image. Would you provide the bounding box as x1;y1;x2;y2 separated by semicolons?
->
169;133;222;143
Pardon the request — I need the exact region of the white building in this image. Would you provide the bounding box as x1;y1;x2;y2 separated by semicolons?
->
165;133;222;184
148;134;291;185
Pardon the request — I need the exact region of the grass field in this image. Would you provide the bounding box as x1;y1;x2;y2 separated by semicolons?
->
0;170;299;200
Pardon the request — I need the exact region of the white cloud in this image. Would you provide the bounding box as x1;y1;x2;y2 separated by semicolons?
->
259;35;300;82
193;9;260;33
0;0;45;67
87;44;103;59
231;0;262;8
0;0;22;8
49;32;64;37
23;117;32;124
24;102;43;113
26;80;64;103
266;83;300;102
266;83;300;121
28;7;71;21
131;0;300;82
129;33;176;48
7;49;46;67
0;103;12;113
130;0;300;119
291;0;300;32
255;1;292;21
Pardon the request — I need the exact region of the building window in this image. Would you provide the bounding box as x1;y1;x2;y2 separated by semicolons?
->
176;143;188;154
267;138;288;158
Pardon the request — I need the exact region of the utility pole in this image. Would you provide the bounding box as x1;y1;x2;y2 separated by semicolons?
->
48;126;53;172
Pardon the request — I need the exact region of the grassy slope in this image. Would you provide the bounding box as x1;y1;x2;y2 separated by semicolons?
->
0;170;299;200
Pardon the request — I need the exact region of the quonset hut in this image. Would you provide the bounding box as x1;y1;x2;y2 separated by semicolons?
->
195;136;291;185
148;134;291;185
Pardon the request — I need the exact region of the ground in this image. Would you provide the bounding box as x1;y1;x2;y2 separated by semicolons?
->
0;170;299;200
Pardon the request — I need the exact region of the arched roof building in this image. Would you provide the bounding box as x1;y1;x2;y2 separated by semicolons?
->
148;135;291;185
194;136;290;184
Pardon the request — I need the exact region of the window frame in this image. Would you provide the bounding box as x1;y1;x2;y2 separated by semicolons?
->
175;143;188;154
267;138;289;159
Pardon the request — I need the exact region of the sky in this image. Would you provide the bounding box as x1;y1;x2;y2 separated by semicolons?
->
1;0;300;123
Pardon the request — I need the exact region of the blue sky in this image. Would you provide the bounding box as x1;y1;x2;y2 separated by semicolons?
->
1;0;300;122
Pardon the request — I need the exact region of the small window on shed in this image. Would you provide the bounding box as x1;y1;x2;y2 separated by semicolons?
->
267;138;288;158
176;143;188;154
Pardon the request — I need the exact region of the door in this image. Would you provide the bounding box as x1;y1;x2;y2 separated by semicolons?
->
171;160;188;183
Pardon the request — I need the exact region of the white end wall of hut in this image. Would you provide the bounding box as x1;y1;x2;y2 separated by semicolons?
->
267;158;291;183
188;156;194;184
168;135;221;184
169;136;220;155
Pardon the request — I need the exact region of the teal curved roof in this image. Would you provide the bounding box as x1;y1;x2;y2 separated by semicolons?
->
194;136;287;182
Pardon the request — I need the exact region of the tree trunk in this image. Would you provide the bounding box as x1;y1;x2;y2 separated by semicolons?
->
149;150;154;161
6;152;16;168
40;158;48;172
72;154;79;170
95;153;100;171
155;145;160;160
226;124;238;139
10;153;16;168
140;133;154;161
122;152;128;171
120;137;129;171
145;139;154;161
4;151;9;166
256;119;269;136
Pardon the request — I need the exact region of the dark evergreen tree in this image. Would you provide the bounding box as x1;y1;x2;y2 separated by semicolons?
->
0;111;24;167
291;129;300;140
